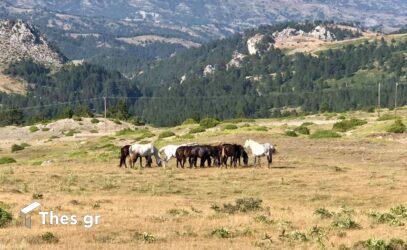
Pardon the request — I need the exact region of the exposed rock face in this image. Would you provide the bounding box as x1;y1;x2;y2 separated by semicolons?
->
0;19;65;66
227;51;246;69
247;34;265;55
203;65;215;76
308;26;335;41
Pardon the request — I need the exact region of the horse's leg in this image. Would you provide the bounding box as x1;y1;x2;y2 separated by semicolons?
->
254;156;257;167
258;157;262;168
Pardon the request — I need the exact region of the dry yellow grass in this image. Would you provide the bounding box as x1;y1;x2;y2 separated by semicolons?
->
0;110;406;249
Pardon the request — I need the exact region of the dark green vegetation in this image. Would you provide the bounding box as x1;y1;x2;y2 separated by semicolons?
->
0;157;16;165
0;207;12;228
310;130;341;139
387;119;406;133
0;21;406;126
333;118;367;132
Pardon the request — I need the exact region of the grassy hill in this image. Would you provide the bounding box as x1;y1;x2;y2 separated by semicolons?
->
0;108;406;248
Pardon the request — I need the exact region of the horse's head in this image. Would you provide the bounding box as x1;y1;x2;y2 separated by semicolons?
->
243;140;251;149
242;151;249;166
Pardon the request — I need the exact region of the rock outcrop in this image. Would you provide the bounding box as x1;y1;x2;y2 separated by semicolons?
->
0;19;65;66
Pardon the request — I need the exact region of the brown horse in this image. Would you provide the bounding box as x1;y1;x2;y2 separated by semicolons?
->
221;144;249;168
175;146;193;168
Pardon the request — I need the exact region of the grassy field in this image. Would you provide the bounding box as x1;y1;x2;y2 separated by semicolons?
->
0;109;406;249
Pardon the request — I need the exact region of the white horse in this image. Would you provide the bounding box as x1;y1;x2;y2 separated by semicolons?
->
129;143;162;168
244;139;276;168
159;143;198;167
159;145;178;167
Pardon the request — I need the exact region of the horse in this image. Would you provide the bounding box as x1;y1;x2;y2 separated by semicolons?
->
221;144;249;168
119;145;131;168
189;145;222;168
159;143;198;167
175;146;194;168
244;139;276;168
129;143;162;168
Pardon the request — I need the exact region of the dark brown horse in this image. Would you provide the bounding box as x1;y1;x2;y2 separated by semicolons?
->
221;144;249;168
189;145;222;168
175;146;193;168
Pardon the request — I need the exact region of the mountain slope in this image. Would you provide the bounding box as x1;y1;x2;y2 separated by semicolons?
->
1;0;406;75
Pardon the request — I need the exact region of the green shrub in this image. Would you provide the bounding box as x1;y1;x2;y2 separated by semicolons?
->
295;126;310;135
90;129;98;133
158;130;175;139
0;208;12;228
310;130;341;139
11;144;25;152
314;208;333;219
189;126;206;134
0;157;16;165
32;192;44;199
211;198;262;214
29;126;39;133
290;231;308;241
331;217;361;229
223;124;238;130
133;232;156;243
91;118;100;124
387;119;406;133
199;117;220;129
254;214;273;224
333;118;367;132
211;228;230;238
354;238;406;250
338;115;346;120
41;232;59;243
182;118;198;125
41;127;50;131
285;130;298;137
113;119;121;125
378;114;399;121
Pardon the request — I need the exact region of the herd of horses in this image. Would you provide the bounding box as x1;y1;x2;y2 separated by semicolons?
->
119;139;276;169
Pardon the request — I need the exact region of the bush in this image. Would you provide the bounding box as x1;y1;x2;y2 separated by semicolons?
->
310;130;341;139
354;238;406;250
189;126;206;134
29;126;39;133
32;192;44;199
378;113;399;121
158;130;175;138
0;157;16;164
41;232;59;243
41;127;50;131
254;215;273;224
182;118;198;125
133;232;156;243
301;122;314;127
115;128;136;136
333;118;367;132
64;129;79;137
331;217;361;229
11;144;25;152
387;119;406;133
285;130;298;137
91;118;100;124
223;124;238;130
0;208;12;228
211;228;230;238
295;126;310;135
199;117;220;129
211;198;262;214
314;208;333;219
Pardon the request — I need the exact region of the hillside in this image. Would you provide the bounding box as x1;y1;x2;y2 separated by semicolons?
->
0;19;66;95
0;109;406;248
1;0;406;74
134;22;407;125
0;21;406;127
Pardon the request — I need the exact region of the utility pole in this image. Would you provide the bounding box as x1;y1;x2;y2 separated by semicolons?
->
377;82;381;118
394;82;398;116
104;97;107;132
